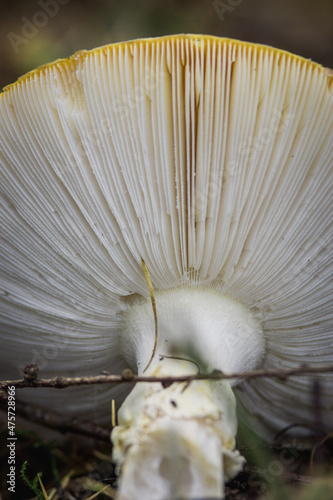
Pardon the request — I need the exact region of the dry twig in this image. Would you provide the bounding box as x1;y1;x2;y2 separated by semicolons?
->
0;398;111;441
1;363;333;394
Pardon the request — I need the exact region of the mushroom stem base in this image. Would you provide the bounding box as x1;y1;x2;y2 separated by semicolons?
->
111;358;245;500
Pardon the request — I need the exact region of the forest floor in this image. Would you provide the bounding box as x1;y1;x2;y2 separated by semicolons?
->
1;416;333;500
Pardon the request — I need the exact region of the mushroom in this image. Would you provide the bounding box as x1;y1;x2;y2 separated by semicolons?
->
0;34;332;499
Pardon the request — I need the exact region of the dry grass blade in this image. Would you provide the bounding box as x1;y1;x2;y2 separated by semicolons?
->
85;483;116;499
37;473;49;500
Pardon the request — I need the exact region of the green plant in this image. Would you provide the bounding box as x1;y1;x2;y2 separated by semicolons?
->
20;460;44;500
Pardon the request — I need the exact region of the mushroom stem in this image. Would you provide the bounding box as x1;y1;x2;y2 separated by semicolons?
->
113;287;265;499
112;357;245;500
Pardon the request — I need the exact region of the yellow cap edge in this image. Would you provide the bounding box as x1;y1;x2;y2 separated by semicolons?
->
1;33;333;96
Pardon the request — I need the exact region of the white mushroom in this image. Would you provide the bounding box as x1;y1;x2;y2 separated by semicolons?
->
0;35;332;499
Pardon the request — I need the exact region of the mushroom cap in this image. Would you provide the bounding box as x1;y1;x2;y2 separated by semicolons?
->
0;34;332;436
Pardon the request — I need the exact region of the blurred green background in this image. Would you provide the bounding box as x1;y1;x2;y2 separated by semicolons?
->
1;0;332;90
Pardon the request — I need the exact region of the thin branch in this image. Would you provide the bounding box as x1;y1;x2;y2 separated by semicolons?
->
1;363;333;393
243;464;314;485
0;399;110;441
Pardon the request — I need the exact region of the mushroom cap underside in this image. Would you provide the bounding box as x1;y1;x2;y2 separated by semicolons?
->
0;34;332;436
